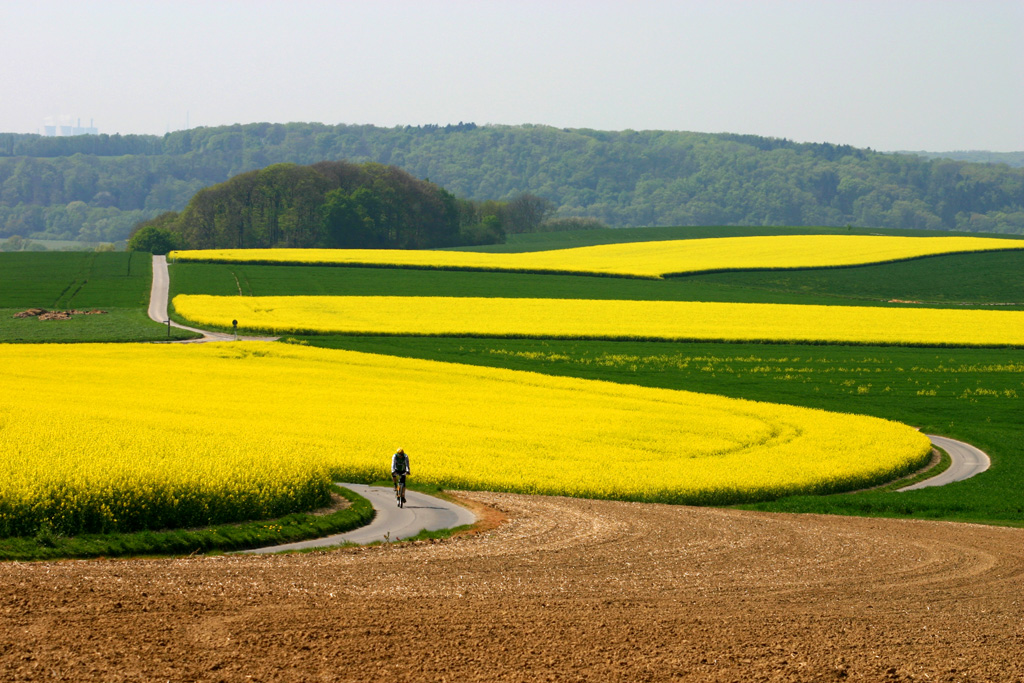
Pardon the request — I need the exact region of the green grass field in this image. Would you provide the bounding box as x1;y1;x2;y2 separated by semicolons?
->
169;248;1024;311
0;251;197;342
0;307;195;343
687;250;1024;308
450;224;1021;253
169;261;869;306
0;251;150;308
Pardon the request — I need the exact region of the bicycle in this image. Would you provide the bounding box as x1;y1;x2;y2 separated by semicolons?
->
393;473;407;508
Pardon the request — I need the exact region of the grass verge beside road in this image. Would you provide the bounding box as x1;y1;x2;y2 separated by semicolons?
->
0;485;373;561
169;249;1024;310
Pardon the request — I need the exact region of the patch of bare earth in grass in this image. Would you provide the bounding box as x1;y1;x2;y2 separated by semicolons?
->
1;492;1022;681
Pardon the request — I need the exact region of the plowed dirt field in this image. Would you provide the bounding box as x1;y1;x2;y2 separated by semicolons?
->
2;492;1022;682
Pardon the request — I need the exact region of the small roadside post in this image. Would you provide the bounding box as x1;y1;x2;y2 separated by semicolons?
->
165;319;170;338
232;319;238;341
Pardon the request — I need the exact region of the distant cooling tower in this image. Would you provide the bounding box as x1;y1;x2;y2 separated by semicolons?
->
41;116;98;136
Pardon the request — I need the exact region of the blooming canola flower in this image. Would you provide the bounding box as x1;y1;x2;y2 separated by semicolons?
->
174;295;1024;347
0;343;930;536
170;234;1024;279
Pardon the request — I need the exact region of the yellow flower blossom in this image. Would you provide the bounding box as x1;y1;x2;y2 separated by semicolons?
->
0;343;931;536
174;295;1024;347
170;234;1024;279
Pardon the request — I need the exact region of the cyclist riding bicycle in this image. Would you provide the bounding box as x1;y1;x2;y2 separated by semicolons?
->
391;448;410;505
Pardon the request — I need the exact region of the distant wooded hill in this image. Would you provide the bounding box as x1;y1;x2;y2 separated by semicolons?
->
132;161;561;251
2;123;1023;244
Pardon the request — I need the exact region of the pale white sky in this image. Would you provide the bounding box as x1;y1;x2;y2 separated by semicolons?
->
1;0;1021;151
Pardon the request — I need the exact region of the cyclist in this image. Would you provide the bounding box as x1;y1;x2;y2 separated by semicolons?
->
391;448;410;505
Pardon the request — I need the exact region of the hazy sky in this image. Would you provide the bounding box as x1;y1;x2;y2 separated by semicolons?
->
1;0;1021;151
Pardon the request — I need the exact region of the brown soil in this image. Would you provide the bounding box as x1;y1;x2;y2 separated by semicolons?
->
309;492;351;517
1;493;1022;682
12;308;107;320
11;308;47;318
36;311;73;321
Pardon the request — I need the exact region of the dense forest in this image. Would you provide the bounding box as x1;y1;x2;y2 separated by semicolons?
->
906;150;1024;168
2;122;1023;245
129;161;565;251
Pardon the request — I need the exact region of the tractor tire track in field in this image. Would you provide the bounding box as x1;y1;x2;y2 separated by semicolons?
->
1;492;1022;681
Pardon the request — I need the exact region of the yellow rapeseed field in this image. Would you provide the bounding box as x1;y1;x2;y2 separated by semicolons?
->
174;295;1024;347
170;234;1024;278
0;343;930;536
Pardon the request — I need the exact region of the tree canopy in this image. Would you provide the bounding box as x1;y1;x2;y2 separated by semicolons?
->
135;161;547;250
126;221;178;255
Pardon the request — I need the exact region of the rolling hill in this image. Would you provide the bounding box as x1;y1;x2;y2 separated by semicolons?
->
2;123;1023;244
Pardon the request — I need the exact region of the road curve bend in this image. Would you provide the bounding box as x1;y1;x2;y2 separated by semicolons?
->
902;435;991;491
149;255;990;525
251;432;988;552
244;484;478;554
149;255;476;548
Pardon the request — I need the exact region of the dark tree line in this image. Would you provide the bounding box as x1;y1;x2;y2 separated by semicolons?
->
130;161;558;251
4;122;1024;244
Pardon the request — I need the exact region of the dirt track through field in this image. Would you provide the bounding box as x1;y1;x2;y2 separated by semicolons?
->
2;492;1022;682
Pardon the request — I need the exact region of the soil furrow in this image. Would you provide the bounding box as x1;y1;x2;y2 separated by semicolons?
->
1;492;1021;681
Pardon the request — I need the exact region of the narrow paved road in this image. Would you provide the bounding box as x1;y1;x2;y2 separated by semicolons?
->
245;484;478;554
902;434;991;491
149;255;475;545
148;254;277;341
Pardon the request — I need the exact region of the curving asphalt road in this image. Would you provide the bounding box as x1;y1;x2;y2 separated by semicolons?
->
244;484;477;553
149;254;989;548
242;434;985;553
148;254;277;342
902;435;991;491
150;255;475;547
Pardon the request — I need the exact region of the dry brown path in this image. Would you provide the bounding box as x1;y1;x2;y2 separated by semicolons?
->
1;492;1022;682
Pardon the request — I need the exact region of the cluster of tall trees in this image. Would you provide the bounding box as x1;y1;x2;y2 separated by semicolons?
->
3;122;1024;245
130;161;560;251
